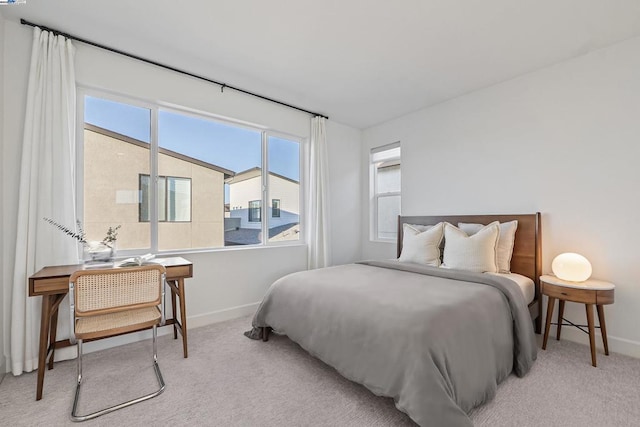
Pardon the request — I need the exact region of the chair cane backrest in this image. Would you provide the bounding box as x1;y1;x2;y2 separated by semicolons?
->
70;264;165;317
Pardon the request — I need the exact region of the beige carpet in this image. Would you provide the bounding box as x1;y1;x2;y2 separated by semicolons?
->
1;316;639;426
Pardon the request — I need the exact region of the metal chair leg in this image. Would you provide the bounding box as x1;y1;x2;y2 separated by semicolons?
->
152;324;165;387
70;328;166;422
71;340;83;419
153;324;158;362
77;339;83;385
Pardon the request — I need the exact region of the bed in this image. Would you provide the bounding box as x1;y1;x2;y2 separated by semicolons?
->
248;213;542;427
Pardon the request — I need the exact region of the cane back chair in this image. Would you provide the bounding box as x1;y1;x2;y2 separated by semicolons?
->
68;264;166;421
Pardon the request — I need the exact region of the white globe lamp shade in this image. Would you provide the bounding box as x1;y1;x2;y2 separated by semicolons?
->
551;253;592;282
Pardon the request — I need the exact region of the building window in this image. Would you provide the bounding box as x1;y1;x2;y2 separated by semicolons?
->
371;142;401;241
272;199;280;218
249;200;261;222
81;91;302;254
139;175;191;222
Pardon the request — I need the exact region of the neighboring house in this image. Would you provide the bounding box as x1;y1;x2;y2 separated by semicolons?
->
225;167;299;244
83;124;233;250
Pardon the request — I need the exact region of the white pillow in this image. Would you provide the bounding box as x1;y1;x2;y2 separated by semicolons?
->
405;224;433;233
398;223;444;266
442;222;500;273
458;220;518;273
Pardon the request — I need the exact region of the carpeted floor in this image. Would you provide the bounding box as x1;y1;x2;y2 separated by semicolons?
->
1;316;639;426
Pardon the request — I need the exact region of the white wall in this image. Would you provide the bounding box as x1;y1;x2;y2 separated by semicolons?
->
327;120;363;266
1;20;362;371
362;35;640;357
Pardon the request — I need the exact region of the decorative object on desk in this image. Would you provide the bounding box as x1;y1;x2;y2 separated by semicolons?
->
84;241;116;263
43;217;87;244
43;218;121;262
551;252;592;282
118;253;156;267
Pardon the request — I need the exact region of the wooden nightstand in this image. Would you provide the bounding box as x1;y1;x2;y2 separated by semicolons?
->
541;275;615;367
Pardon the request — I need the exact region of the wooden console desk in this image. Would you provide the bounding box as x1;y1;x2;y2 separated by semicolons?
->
28;256;193;400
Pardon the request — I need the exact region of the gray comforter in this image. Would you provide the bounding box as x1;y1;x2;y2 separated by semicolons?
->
249;260;537;426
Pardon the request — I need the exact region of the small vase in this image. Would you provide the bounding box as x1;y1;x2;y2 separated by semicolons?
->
83;241;116;263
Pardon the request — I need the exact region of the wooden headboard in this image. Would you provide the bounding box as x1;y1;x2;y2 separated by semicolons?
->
397;213;542;333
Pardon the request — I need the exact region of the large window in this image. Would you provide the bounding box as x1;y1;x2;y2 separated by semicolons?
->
371;142;401;241
82;92;302;254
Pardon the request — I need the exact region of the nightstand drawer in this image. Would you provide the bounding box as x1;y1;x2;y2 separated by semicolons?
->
543;283;596;303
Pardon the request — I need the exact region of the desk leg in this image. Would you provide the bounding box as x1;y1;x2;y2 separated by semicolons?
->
171;286;178;340
542;296;556;350
556;300;565;341
596;305;609;356
48;304;59;371
178;278;188;358
586;304;597;367
36;295;53;401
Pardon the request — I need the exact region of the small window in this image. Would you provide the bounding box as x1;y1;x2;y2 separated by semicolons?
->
139;174;191;222
272;199;281;218
371;143;401;241
249;200;261;222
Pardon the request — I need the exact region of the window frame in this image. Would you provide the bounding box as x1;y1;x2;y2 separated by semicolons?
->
77;87;305;256
370;142;401;242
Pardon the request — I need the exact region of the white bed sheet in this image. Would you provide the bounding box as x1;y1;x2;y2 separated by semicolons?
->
487;272;535;304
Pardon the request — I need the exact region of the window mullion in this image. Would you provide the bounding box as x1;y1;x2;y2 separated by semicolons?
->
75;92;86;236
261;131;268;245
150;107;159;252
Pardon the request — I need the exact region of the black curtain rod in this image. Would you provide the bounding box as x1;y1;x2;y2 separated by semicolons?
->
20;18;328;120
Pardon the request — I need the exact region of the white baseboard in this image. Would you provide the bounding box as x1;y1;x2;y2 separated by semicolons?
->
74;302;260;357
548;325;640;359
187;302;259;329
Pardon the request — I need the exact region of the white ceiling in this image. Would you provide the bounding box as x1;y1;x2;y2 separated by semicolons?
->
3;1;640;129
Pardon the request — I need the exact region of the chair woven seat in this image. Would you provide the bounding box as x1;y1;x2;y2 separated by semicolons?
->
75;306;161;340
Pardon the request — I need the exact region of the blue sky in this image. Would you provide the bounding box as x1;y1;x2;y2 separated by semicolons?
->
84;96;300;181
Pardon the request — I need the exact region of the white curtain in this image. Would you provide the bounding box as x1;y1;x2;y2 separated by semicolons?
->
10;28;77;375
307;116;331;269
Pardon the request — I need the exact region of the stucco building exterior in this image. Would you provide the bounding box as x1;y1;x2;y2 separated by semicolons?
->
83;124;232;250
226;167;300;244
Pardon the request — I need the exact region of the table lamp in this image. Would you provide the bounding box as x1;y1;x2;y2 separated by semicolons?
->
551;252;592;282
